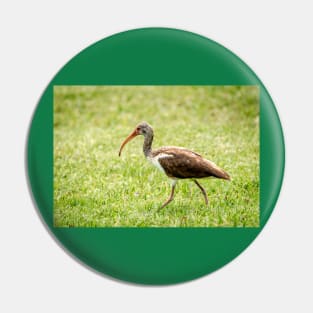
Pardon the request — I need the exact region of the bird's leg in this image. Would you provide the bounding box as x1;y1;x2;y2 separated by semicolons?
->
159;180;177;211
193;180;209;205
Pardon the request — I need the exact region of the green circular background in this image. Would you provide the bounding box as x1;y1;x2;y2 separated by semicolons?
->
27;28;284;285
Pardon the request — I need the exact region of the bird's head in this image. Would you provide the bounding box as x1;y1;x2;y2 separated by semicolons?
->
118;122;152;156
134;121;151;136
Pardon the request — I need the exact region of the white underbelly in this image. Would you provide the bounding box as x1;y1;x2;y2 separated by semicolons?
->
147;153;173;174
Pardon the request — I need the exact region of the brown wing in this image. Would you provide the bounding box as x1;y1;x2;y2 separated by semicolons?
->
153;146;230;180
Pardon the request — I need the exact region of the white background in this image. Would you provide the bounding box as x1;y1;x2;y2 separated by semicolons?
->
1;1;312;312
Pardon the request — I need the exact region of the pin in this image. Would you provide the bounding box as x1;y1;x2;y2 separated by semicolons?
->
27;28;284;285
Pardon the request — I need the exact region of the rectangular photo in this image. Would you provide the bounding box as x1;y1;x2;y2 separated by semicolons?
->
54;86;259;227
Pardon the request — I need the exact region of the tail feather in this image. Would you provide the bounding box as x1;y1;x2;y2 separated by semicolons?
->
204;159;231;180
219;170;231;180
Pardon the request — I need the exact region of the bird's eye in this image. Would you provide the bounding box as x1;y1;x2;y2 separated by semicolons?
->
136;127;140;131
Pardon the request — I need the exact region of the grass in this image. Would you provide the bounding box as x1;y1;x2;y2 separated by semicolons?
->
54;86;259;227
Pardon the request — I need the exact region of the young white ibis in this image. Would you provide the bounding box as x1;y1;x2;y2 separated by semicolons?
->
118;122;230;210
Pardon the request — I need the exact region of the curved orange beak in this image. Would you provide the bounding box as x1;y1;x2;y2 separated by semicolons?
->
118;128;139;156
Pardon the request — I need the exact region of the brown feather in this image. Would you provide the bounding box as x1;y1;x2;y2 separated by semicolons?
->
153;147;230;180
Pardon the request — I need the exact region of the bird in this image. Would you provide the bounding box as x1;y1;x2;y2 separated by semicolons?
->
118;122;230;210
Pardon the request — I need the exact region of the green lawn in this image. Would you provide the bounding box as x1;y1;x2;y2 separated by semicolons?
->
54;86;259;227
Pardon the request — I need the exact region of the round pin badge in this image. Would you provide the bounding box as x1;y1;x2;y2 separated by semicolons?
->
27;28;284;285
